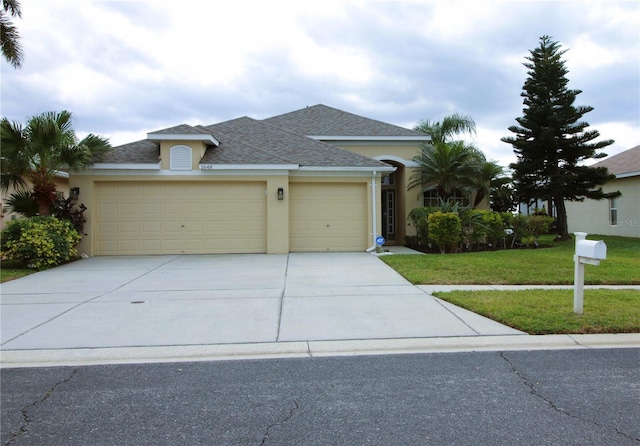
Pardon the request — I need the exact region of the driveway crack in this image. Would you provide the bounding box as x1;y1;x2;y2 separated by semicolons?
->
499;352;639;442
275;254;290;342
4;368;80;446
259;400;299;446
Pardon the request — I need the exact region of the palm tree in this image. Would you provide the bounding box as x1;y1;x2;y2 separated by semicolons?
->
413;112;476;144
410;113;487;204
408;140;481;201
1;110;111;215
472;160;504;207
1;0;23;68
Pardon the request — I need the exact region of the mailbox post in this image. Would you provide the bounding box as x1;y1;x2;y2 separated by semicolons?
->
573;232;607;314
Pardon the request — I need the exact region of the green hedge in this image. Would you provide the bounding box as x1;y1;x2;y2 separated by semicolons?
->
1;216;81;270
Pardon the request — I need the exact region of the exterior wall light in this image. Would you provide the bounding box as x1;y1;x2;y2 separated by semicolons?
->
277;188;284;201
70;187;80;200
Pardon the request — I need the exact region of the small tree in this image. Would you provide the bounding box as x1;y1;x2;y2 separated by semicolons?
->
1;111;111;215
502;35;617;240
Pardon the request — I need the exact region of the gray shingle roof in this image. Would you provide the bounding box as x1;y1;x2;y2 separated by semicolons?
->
200;117;389;168
147;124;212;136
102;139;160;164
263;104;427;138
592;145;640;176
99;105;413;168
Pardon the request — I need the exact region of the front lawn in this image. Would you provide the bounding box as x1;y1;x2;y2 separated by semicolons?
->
435;289;640;334
381;235;640;285
0;268;34;283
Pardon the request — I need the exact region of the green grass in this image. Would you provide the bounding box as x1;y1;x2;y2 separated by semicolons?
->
435;289;640;334
382;235;640;285
0;268;35;283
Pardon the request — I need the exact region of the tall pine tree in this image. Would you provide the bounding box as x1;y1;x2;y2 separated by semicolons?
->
502;35;616;240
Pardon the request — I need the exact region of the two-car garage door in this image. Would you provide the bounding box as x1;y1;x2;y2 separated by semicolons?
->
95;181;368;255
96;182;267;255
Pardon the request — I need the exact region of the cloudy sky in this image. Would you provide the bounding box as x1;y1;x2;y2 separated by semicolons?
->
2;0;638;167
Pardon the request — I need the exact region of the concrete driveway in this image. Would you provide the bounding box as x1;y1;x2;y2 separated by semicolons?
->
1;252;524;353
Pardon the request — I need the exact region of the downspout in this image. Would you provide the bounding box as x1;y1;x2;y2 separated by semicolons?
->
366;170;378;252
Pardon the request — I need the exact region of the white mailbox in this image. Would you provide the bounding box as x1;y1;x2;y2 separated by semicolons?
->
576;239;607;260
573;232;607;315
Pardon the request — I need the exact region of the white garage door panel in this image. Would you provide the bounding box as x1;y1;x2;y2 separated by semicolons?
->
96;182;266;255
290;183;367;252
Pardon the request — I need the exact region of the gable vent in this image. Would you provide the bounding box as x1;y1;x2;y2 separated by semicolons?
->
170;146;192;170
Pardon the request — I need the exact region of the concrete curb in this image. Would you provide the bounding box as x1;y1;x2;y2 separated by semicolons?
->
2;333;638;368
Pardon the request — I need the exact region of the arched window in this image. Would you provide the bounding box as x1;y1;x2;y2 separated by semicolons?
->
170;145;192;170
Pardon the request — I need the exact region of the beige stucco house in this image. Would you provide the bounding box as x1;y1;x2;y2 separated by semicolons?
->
566;145;640;238
72;105;431;256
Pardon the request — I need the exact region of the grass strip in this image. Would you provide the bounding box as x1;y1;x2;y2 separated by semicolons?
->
0;269;35;283
434;289;640;334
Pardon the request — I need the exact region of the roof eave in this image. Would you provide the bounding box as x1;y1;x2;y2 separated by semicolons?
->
147;134;220;146
615;170;640;179
90;163;161;170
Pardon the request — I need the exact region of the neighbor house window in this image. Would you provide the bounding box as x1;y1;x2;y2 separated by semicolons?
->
423;189;468;208
609;197;618;226
170;145;192;170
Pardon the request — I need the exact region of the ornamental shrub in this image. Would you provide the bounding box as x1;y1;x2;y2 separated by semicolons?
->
428;211;461;254
481;211;505;248
1;216;81;270
526;215;554;241
407;207;433;249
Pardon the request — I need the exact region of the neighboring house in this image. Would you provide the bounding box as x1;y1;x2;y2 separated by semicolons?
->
0;173;70;230
566;145;640;238
71;104;431;256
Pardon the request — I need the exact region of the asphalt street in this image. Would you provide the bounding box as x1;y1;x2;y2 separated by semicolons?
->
2;348;638;445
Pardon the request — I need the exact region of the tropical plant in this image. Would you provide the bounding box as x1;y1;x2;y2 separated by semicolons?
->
414;112;476;145
5;188;38;216
1;110;111;215
502;35;617;240
51;196;87;235
472;160;504;207
412;113;501;207
490;176;517;213
408;140;482;200
0;0;23;68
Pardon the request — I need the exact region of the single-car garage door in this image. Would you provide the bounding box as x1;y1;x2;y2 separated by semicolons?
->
289;182;368;252
95;182;266;255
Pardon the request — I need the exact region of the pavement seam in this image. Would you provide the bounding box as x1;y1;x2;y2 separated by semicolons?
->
423;291;481;335
499;351;640;442
275;254;290;342
0;256;181;347
5;367;80;446
566;334;592;349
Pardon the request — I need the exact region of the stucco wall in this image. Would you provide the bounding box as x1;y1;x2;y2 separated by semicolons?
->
566;176;640;238
331;141;424;242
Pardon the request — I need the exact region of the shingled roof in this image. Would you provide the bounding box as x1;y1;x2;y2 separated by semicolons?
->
147;124;213;136
263;104;428;138
101;139;160;164
99;105;416;168
592;145;640;176
200;117;390;168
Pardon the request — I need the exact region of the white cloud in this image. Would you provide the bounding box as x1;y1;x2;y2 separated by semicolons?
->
2;0;637;165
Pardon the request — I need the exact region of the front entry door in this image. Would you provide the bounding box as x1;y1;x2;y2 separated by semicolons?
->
381;189;396;242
